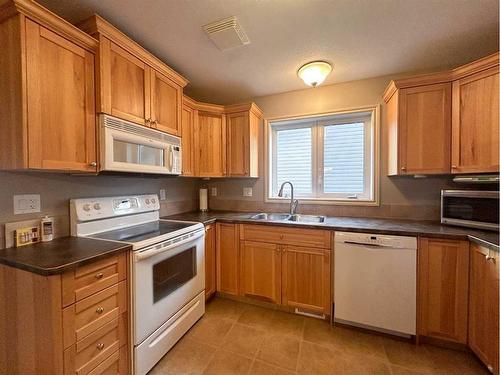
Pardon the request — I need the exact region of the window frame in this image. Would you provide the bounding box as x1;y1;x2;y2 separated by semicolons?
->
265;106;380;206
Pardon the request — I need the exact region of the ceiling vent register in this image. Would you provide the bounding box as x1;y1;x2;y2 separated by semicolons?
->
203;16;250;51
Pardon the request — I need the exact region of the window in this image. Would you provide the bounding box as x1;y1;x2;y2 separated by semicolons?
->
268;108;377;203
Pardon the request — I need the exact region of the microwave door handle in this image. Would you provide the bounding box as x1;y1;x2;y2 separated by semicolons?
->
165;145;173;171
134;229;204;261
169;145;174;171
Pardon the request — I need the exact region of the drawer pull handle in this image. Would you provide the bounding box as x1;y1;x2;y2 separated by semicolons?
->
96;343;105;350
96;306;104;314
95;273;104;279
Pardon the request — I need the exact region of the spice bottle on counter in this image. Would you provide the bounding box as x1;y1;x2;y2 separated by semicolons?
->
41;216;54;242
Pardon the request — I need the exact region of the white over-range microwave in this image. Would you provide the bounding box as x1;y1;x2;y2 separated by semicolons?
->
100;114;182;175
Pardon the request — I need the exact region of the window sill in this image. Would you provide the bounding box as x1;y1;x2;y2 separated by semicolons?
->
265;197;380;207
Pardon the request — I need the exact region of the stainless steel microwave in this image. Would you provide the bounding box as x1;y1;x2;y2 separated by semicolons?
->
441;190;499;231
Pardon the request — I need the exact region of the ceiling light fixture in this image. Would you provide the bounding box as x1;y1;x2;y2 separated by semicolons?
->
297;61;332;87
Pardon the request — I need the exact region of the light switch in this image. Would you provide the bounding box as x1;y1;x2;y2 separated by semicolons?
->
243;187;253;197
14;194;41;214
211;187;217;197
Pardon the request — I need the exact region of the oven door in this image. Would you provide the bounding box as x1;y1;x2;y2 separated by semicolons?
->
133;229;205;344
100;115;181;175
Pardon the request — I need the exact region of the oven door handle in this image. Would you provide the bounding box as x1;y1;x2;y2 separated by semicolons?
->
134;229;204;261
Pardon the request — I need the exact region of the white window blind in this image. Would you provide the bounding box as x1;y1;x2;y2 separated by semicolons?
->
323;123;364;194
276;128;312;196
269;110;375;202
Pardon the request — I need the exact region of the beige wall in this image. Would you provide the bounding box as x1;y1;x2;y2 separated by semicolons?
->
0;171;200;248
207;74;456;219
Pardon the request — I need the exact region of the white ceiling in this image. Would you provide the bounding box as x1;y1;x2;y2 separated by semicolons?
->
39;0;499;104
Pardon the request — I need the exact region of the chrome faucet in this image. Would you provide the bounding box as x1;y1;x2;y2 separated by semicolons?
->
278;181;299;215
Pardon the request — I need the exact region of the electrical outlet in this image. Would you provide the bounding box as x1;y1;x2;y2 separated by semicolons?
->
243;187;253;197
211;187;217;197
14;194;41;214
159;189;167;201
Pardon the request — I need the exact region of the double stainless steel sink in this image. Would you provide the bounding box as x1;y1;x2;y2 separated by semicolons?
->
249;213;326;223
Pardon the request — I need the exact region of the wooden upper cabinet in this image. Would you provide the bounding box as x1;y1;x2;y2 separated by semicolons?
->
0;3;98;172
417;237;469;344
451;67;499;173
150;70;182;135
385;82;451;175
240;240;281;304
469;243;499;375
78;15;188;135
102;40;150;126
194;111;227;177
181;96;196;176
226;104;262;178
384;52;499;176
398;84;452;174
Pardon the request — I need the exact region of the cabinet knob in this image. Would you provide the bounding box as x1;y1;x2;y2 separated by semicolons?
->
401;166;406;171
486;255;496;263
145;118;151;125
96;343;105;350
95;272;104;279
89;162;97;167
451;165;457;169
96;306;104;314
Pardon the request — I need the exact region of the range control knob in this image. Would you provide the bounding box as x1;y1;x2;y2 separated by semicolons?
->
83;204;92;212
151;198;156;204
94;203;102;210
145;198;151;205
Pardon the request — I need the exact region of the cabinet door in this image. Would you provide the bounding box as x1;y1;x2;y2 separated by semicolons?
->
227;112;249;177
418;238;469;343
469;243;499;375
452;68;499;173
399;83;451;174
100;38;150;126
194;112;226;177
282;245;331;315
240;241;281;304
216;223;239;295
181;104;195;176
227;111;259;177
205;224;216;300
150;70;182;135
25;20;97;172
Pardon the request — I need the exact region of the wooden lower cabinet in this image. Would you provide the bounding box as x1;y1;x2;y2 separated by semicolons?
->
216;223;240;295
215;224;332;315
0;252;130;375
469;243;499;375
205;224;216;300
418;237;469;344
282;245;331;315
240;240;281;304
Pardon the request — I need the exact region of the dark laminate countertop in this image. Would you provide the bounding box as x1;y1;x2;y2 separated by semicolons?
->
164;211;499;252
0;237;131;276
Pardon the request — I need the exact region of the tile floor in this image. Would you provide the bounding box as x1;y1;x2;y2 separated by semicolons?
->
148;298;488;375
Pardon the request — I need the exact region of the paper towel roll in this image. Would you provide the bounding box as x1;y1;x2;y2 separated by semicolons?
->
199;188;208;212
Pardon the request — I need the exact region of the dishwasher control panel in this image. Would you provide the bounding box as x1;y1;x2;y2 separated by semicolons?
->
334;231;417;249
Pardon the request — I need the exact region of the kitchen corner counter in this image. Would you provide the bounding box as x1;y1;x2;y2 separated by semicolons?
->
0;237;131;276
163;211;499;252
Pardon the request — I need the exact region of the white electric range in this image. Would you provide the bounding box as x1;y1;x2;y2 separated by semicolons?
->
70;194;205;375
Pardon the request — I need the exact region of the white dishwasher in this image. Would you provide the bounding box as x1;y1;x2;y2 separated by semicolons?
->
334;231;417;337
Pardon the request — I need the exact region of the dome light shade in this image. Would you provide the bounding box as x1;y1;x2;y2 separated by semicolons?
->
297;61;332;87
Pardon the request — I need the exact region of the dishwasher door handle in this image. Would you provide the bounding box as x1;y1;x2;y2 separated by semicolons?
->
342;241;394;248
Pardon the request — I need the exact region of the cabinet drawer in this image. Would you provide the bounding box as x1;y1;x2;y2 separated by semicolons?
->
64;282;127;348
240;224;331;249
64;316;124;375
87;345;128;375
63;253;127;306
